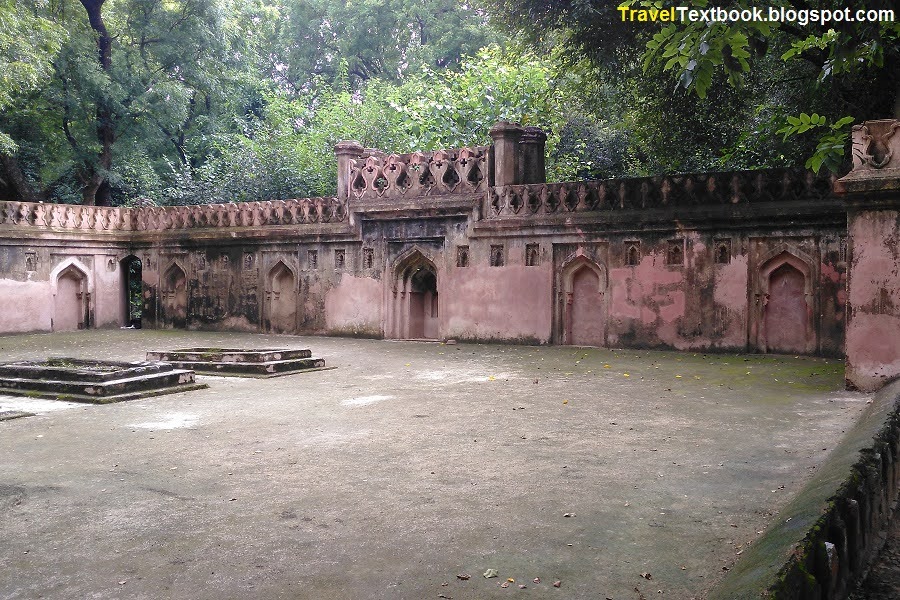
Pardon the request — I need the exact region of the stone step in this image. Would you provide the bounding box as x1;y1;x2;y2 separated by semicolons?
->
0;369;203;402
163;357;329;378
146;348;311;363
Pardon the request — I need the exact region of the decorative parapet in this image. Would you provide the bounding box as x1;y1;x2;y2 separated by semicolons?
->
836;119;900;195
347;146;490;200
130;197;344;231
485;168;835;218
0;197;346;233
0;201;130;231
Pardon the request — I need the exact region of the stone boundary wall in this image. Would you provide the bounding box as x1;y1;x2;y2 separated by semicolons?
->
711;379;900;599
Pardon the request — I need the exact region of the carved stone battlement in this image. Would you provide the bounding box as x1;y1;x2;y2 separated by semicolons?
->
0;201;130;231
348;146;490;200
0;196;345;233
130;197;344;230
484;167;835;218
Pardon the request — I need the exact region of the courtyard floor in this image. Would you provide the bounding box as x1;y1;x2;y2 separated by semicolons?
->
0;330;872;599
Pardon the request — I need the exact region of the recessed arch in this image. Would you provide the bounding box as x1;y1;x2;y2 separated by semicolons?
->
265;259;298;333
757;250;814;354
161;260;188;329
49;257;93;297
51;259;91;331
559;254;608;346
388;247;439;340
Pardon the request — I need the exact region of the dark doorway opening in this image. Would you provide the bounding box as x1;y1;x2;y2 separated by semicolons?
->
122;256;143;328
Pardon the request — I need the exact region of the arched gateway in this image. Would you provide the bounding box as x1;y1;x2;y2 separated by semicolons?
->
389;249;439;340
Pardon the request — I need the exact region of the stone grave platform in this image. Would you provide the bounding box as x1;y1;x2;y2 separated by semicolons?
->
0;358;206;403
145;347;330;377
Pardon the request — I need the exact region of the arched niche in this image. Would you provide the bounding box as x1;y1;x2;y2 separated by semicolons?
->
757;250;815;354
161;261;188;329
50;258;92;331
265;260;298;333
559;255;608;346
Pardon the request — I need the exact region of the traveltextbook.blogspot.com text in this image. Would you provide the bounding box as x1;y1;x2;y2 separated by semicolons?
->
618;4;895;26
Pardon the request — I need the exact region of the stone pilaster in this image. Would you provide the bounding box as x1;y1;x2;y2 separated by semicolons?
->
835;119;900;391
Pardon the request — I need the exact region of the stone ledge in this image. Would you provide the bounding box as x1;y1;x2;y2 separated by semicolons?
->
710;379;900;599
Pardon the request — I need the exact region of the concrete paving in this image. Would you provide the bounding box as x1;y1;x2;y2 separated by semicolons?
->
0;330;871;600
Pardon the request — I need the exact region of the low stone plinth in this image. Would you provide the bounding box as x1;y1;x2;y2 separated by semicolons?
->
146;348;330;378
0;358;207;403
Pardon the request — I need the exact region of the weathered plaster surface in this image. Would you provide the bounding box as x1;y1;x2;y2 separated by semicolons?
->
608;254;687;348
443;264;552;343
325;274;383;336
846;210;900;390
0;279;51;332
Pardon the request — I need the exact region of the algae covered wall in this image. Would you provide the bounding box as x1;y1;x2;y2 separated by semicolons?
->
0;166;848;358
710;379;900;599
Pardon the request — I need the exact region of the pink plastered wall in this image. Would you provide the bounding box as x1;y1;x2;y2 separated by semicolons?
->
846;210;900;391
713;253;750;348
93;258;126;328
0;279;53;332
324;273;383;336
608;253;686;348
442;263;553;343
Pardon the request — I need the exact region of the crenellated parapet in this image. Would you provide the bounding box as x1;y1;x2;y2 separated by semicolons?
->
0;201;131;231
0;196;347;234
347;147;490;200
130;197;344;231
484;168;835;218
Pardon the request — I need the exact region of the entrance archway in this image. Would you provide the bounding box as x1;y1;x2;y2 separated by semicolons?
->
408;266;438;339
390;249;439;340
266;261;297;333
162;262;187;329
121;255;142;328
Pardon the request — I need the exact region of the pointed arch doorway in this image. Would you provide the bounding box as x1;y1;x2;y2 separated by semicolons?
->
51;260;92;331
265;260;298;334
558;255;608;346
389;249;439;340
756;251;815;354
161;262;188;329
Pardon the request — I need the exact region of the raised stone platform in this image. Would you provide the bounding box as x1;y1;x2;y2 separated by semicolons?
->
0;358;206;403
145;347;330;377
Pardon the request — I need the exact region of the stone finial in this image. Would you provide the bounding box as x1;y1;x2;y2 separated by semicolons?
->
334;141;365;201
334;140;365;156
489;121;525;187
836;119;900;194
519;126;548;185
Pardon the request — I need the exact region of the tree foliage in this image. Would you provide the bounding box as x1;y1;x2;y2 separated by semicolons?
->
0;1;64;153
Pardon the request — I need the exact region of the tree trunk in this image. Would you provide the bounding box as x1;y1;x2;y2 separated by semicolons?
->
0;154;44;203
79;0;114;206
